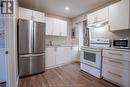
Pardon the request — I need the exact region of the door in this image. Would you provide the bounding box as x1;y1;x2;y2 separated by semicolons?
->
33;22;45;53
45;47;56;68
109;0;130;31
19;53;45;77
55;47;65;65
18;19;33;54
81;49;101;69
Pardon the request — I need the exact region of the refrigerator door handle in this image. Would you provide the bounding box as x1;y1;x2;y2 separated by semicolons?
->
33;22;36;53
29;21;34;53
20;53;45;57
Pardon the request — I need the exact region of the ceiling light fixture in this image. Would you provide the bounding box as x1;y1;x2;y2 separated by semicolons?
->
65;6;70;11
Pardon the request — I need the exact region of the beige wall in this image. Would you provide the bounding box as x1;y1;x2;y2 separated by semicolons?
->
45;13;72;45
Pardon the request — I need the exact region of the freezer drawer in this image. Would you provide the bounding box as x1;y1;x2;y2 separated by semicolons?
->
19;54;45;77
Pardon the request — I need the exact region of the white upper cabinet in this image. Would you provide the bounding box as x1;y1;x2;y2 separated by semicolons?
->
32;10;45;23
46;17;67;36
19;7;33;20
19;7;45;23
46;17;54;35
109;0;130;31
87;7;109;24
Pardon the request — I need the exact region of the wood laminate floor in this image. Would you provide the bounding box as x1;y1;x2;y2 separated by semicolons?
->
19;62;118;87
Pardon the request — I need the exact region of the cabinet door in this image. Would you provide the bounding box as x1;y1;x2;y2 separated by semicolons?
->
53;19;60;36
64;47;72;63
60;20;67;36
19;7;33;20
45;48;56;68
46;17;54;35
109;0;130;31
55;47;66;65
87;12;97;24
0;50;6;82
33;11;45;23
96;7;108;21
71;46;79;61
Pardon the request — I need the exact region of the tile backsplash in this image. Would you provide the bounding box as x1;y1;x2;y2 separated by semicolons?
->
46;36;67;45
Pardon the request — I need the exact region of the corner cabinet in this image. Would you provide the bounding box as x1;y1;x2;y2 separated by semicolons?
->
109;0;130;31
18;7;45;23
46;17;67;36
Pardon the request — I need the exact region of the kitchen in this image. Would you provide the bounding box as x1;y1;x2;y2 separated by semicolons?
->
0;0;130;87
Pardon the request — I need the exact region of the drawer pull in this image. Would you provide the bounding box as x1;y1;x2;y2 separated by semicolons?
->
109;52;122;56
109;60;123;64
108;71;122;78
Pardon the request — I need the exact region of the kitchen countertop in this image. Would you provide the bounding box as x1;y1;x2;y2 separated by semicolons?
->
103;47;130;52
46;45;78;48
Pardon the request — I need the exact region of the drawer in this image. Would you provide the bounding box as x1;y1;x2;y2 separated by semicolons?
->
102;64;130;87
103;49;130;61
103;57;130;70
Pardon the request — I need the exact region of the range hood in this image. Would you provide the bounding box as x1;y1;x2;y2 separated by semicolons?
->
87;19;108;28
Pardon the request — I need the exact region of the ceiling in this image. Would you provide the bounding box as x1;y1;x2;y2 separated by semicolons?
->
18;0;114;18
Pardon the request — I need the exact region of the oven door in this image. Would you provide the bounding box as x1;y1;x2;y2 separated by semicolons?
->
80;48;101;69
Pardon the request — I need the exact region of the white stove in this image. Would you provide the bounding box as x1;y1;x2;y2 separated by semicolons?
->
80;38;110;78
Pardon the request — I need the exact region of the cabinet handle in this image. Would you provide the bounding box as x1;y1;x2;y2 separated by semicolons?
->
109;52;122;56
108;71;122;78
109;60;123;64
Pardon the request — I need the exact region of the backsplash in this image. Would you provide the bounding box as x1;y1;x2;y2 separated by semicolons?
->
46;36;67;45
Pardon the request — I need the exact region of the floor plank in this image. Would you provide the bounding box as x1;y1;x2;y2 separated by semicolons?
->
19;63;119;87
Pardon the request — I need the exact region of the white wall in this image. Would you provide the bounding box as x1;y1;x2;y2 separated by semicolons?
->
5;0;19;87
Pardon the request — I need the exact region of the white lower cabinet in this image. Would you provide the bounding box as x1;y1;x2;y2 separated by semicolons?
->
45;46;78;69
102;49;130;87
45;47;56;68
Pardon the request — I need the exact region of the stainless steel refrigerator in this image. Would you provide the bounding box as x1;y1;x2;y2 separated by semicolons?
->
18;19;45;77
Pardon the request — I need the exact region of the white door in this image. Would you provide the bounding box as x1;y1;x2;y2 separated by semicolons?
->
60;20;67;36
64;47;72;63
96;7;108;21
53;19;60;36
55;47;66;65
71;46;79;61
109;0;130;31
45;48;56;68
33;10;45;23
19;7;33;20
87;12;97;24
46;17;54;35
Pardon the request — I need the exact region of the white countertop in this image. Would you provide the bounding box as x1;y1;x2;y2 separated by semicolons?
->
103;47;130;52
46;45;78;48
